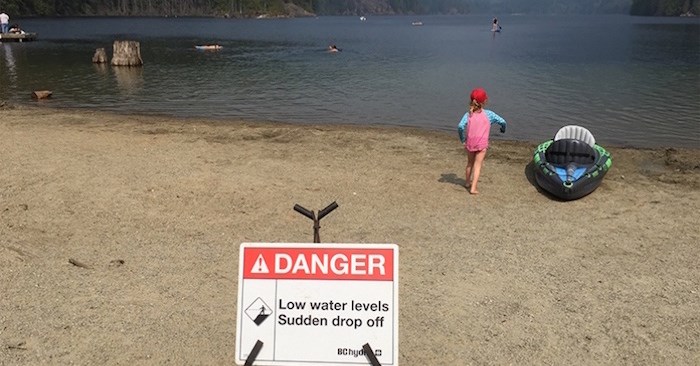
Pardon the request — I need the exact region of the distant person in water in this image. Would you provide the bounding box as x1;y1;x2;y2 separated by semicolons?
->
328;44;340;53
492;17;501;32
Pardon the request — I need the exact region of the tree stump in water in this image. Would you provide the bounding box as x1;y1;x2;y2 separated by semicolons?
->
32;90;53;99
111;40;143;67
92;48;107;63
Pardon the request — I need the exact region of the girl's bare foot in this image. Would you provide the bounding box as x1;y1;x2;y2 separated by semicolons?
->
469;189;479;195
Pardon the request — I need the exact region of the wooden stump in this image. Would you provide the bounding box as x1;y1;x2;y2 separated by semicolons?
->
92;48;107;63
31;90;52;99
111;40;143;67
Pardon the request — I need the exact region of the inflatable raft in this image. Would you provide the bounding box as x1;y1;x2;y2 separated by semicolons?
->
533;125;612;200
195;45;222;50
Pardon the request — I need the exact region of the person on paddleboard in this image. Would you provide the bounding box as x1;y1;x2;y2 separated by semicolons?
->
492;17;502;32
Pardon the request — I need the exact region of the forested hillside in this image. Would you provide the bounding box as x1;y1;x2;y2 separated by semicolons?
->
0;0;311;17
630;0;698;15
0;0;693;17
471;0;630;14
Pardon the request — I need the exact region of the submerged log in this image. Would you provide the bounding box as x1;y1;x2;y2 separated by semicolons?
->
31;90;52;99
92;48;107;63
111;40;143;67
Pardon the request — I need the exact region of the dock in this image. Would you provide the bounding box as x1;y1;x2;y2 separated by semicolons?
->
0;32;38;42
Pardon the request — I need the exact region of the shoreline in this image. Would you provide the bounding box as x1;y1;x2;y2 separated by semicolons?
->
1;105;699;364
5;103;699;151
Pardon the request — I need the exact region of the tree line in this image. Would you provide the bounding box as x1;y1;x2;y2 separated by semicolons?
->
630;0;699;15
0;0;696;17
0;0;316;16
0;0;279;17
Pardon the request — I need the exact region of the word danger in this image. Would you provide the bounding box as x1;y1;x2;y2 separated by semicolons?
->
242;246;395;280
275;253;385;276
279;299;390;312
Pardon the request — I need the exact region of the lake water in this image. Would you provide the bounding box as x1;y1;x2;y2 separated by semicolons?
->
1;15;699;148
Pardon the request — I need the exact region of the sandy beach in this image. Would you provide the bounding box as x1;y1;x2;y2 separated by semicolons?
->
1;104;698;365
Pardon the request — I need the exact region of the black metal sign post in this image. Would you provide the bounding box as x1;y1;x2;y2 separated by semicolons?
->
244;340;264;366
293;201;338;243
244;201;382;366
362;343;382;366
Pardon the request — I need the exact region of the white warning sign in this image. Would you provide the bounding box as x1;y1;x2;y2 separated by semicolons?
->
235;243;399;366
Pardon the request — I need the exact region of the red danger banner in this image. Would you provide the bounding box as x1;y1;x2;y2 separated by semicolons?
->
243;247;394;281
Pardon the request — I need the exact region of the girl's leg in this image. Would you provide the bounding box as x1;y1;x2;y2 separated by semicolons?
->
470;150;487;194
465;151;476;188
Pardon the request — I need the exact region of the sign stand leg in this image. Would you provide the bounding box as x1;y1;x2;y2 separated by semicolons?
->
244;340;264;366
293;201;338;243
362;343;382;366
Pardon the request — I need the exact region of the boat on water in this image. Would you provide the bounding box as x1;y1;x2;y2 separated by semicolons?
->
195;44;222;51
411;21;423;26
532;125;612;200
0;32;37;42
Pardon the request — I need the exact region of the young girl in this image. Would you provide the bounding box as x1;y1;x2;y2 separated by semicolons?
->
457;88;507;194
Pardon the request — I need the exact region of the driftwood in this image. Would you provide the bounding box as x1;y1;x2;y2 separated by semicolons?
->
92;47;107;63
68;258;92;269
111;40;143;67
109;259;125;268
31;90;52;99
7;341;27;350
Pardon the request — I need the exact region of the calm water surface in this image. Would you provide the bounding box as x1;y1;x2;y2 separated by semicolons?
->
1;15;699;148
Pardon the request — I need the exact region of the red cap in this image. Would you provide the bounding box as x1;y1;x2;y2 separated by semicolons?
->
470;88;488;103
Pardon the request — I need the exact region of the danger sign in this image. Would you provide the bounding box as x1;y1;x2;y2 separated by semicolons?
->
235;243;399;366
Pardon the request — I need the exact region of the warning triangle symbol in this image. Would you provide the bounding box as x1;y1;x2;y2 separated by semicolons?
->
251;254;270;274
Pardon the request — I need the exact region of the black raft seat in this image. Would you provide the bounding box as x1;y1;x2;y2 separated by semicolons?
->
545;139;597;166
